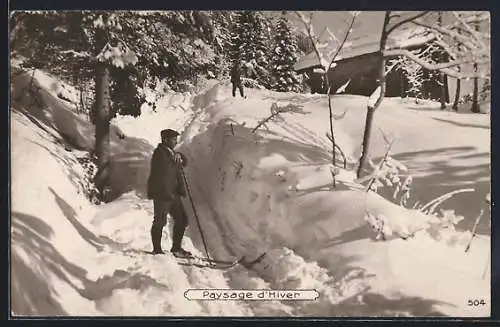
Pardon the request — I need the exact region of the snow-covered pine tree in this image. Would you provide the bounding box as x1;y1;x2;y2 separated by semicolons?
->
229;11;273;88
270;13;300;92
295;30;314;56
248;11;273;88
11;11;219;199
228;12;245;65
398;56;425;100
210;11;237;79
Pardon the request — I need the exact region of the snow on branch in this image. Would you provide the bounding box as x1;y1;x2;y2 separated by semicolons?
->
448;11;490;30
451;11;488;52
360;128;397;193
95;42;138;68
252;102;305;133
382;11;490;80
294;11;328;68
412;19;479;52
383;49;488;79
60;50;92;58
324;27;340;46
385;60;399;75
419;188;475;215
434;38;459;61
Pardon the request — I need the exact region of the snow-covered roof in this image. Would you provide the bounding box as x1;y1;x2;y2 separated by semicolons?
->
294;26;435;72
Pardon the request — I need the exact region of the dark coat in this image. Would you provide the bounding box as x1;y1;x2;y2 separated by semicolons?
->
147;143;187;200
231;64;242;84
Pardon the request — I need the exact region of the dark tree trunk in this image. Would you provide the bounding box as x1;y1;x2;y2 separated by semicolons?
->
357;11;390;179
93;27;112;199
440;73;447;110
438;12;448;110
452;77;461;111
400;71;405;98
471;18;481;113
357;106;376;178
444;74;449;103
471;66;480;113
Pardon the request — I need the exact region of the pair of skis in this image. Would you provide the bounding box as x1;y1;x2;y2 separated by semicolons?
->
175;252;267;270
124;249;264;270
175;254;246;270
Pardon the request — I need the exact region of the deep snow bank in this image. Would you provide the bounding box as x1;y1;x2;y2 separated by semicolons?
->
11;110;105;315
175;86;490;317
310;94;490;235
11;109;255;316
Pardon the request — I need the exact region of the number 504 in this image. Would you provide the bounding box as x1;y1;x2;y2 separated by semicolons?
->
468;299;487;306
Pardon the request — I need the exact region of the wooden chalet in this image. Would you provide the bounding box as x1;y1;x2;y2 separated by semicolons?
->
294;26;450;101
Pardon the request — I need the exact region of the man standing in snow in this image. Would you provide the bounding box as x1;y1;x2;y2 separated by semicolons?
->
147;129;191;257
230;61;246;98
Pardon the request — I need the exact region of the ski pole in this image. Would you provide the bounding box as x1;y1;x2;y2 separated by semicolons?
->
181;169;211;261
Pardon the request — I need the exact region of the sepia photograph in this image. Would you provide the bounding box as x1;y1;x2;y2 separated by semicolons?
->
9;10;491;317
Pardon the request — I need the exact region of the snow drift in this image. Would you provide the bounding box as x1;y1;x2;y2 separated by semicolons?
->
10;66;490;317
174;85;490;317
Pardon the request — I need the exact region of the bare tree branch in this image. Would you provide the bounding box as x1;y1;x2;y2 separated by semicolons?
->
327;16;356;71
295;12;327;68
388;13;402;21
325;27;340;46
448;11;489;29
326;132;347;169
452;11;488;52
386;11;430;35
383;49;488;79
412;19;479;51
326;14;356;122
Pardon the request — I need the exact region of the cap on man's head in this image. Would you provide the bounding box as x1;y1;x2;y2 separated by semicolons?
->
161;129;180;139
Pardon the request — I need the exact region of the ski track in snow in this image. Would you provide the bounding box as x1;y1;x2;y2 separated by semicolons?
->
10;68;490;317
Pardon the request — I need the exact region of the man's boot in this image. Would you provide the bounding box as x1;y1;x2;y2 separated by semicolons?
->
151;226;164;255
170;223;191;258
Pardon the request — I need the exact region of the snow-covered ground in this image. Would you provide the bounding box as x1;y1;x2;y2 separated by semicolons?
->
10;67;490;317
